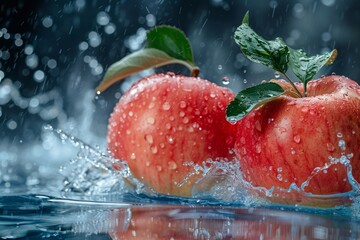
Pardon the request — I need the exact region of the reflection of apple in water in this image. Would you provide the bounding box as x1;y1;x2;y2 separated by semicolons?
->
109;207;342;240
234;76;360;195
107;73;236;196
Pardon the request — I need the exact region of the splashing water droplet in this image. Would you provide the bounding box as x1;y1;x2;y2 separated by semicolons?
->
338;140;346;151
218;65;223;70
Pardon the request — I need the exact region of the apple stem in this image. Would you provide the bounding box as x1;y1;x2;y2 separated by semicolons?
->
304;83;308;97
282;72;303;98
191;67;200;78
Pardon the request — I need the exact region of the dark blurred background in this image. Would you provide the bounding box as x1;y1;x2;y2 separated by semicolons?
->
1;0;360;146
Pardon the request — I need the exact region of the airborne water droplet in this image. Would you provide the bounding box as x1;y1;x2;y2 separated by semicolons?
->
274;71;281;79
222;76;230;85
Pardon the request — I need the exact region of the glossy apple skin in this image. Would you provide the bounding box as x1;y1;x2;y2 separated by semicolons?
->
235;75;360;196
108;73;237;196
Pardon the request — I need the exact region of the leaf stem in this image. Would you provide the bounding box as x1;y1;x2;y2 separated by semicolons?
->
282;72;303;98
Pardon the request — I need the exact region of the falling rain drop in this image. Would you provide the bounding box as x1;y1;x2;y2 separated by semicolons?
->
96;11;110;26
42;16;53;28
33;70;45;83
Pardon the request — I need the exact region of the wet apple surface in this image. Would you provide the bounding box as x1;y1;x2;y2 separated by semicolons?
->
235;76;360;195
107;73;237;196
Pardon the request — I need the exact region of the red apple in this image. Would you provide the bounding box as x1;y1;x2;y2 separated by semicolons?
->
108;73;237;196
234;75;360;197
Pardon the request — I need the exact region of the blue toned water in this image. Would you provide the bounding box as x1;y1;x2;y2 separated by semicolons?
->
1;126;360;239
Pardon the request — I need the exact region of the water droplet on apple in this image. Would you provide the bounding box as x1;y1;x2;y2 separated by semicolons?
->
183;117;189;124
277;167;283;172
166;135;175;144
326;143;335;152
147;117;155;125
337;132;343;138
168;161;177;170
128;111;134;117
150;146;158;154
179;101;187;109
130;153;136;160
162;102;171;110
293;135;301;143
156;165;162;172
301;107;309;113
145;134;154;144
148;102;155;109
255;143;262;153
126;129;131;135
277;174;283;181
179;111;185;117
291;149;296;155
145;161;150;167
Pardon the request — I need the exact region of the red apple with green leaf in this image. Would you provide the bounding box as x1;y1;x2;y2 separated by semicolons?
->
227;12;360;203
97;26;237;196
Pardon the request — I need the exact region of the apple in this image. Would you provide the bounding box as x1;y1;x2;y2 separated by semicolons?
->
226;12;360;204
107;73;237;196
234;75;360;196
97;26;238;196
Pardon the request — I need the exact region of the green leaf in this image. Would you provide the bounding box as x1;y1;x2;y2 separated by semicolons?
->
289;48;338;84
147;25;195;66
226;82;285;123
234;19;289;73
96;48;193;92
